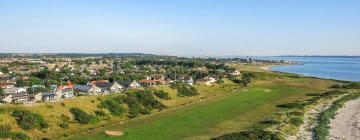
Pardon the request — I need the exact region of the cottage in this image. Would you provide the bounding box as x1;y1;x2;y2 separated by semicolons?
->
228;70;241;76
196;77;217;86
117;80;141;90
3;87;26;94
11;93;28;103
139;79;158;86
117;80;132;89
129;81;141;89
58;81;74;90
58;88;74;98
34;92;57;101
177;75;194;85
74;85;102;95
0;94;12;103
0;83;14;89
95;82;123;94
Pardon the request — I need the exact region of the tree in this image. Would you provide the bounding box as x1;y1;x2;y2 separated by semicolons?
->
0;88;4;96
16;79;26;87
28;77;43;86
0;67;9;74
241;73;255;87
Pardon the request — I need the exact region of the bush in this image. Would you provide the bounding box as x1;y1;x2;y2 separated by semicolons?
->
259;120;281;125
134;90;165;110
276;103;304;109
125;96;144;118
289;117;303;126
176;83;199;97
69;108;97;124
59;122;69;129
10;132;30;140
94;110;107;117
11;109;49;130
288;111;304;116
99;100;125;116
211;129;282;140
0;125;11;138
153;90;171;100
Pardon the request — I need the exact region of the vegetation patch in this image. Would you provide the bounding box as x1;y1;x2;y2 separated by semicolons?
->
69;108;97;124
211;129;282;140
0;125;30;140
153;90;171;100
11;109;49;130
173;83;199;97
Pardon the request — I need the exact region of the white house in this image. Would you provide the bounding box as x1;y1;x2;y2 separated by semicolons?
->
196;77;217;86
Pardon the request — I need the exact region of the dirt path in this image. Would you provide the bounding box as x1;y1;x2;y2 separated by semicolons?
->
329;97;360;140
288;96;343;140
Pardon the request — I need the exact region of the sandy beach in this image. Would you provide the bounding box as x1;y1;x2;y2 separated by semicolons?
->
329;98;360;140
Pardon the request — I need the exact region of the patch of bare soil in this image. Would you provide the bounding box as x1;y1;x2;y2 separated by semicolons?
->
104;130;123;136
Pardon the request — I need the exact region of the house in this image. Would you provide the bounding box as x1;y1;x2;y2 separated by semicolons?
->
192;67;209;73
196;77;217;86
57;88;74;98
58;81;74;90
0;83;15;89
228;70;241;76
129;81;141;89
74;85;102;95
139;79;158;86
117;80;141;90
89;80;109;85
0;94;12;103
3;87;27;95
34;92;57;101
11;93;28;103
95;82;123;94
177;75;194;85
117;80;132;89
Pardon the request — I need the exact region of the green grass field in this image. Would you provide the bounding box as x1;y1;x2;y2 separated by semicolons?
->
69;76;330;140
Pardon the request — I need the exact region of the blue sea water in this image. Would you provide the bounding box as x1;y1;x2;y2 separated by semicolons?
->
270;56;360;82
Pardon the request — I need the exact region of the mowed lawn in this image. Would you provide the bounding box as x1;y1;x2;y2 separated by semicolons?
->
69;79;323;140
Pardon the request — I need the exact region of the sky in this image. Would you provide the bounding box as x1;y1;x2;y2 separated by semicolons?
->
0;0;359;56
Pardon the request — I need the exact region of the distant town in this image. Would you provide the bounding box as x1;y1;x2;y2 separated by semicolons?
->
0;53;289;104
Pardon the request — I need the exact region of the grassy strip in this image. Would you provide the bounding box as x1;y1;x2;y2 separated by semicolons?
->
313;92;360;140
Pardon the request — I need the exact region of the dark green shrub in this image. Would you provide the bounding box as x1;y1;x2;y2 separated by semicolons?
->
176;83;199;97
211;129;282;140
11;109;49;130
276;103;304;109
154;90;171;100
259;120;281;125
69;108;97;124
99;100;125;116
94;110;106;117
10;132;30;140
59;122;69;129
289;117;303;126
288;111;304;116
0;125;11;138
134;90;165;110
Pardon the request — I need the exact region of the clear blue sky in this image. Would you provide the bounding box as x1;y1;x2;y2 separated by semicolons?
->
0;0;359;56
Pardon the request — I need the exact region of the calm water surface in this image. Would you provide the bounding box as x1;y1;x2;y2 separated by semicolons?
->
271;57;360;82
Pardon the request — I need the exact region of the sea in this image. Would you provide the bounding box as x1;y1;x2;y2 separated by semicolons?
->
270;56;360;82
